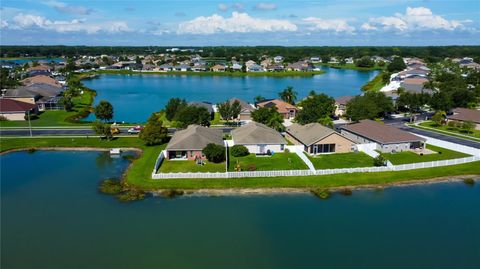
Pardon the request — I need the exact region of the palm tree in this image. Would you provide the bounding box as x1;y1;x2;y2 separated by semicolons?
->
278;86;297;105
254;95;265;103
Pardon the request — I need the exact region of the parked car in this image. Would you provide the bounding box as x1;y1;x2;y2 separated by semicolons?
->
127;125;144;134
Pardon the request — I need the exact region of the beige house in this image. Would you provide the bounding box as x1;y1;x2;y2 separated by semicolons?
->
335;96;353;116
165;125;224;160
228;98;254;121
0;98;37;121
448;108;480;130
256;99;298;119
232;122;286;154
286;123;355;154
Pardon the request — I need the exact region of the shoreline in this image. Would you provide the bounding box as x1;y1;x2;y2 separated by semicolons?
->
0;147;142;156
151;175;478;196
84;70;326;78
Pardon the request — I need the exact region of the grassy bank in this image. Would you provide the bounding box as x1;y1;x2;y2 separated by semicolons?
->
308;152;374;169
383;145;470;165
92;69;325;77
417;121;480;140
361;72;386;91
2;137;479;191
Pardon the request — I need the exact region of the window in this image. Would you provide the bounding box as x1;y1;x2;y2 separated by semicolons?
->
315;144;336;153
280;144;285;151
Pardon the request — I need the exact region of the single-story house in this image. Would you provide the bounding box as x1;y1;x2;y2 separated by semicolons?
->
340;119;426;153
256;99;298;119
400;77;431;94
448;108;480;130
229;98;255;121
211;64;226;72
158;64;173;71
174;64;191;72
27;65;51;73
335;96;354;116
231;122;286;154
273;56;284;63
21;75;63;88
247;64;264;72
2;83;64;111
231;63;243;71
286;123;355;154
165;125;224;160
286;61;310;71
0;98;37;121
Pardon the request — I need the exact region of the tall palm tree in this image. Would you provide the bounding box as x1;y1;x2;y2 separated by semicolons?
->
279;86;298;105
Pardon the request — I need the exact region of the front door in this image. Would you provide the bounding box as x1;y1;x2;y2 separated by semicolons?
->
259;145;266;154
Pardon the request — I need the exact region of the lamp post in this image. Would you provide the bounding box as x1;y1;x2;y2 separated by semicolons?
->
27;110;32;137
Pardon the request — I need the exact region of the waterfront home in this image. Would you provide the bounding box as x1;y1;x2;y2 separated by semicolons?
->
334;96;354;116
340;119;426;153
231;122;286;154
400;77;431;94
174;64;191;72
165;125;224;160
256;99;298;119
192;64;207;72
231;63;243;71
0;98;37;121
158;64;173;71
229;98;255;121
245;60;256;68
286;61;311;72
247;64;264;72
211;64;226;72
397;68;430;79
266;64;285;72
2;83;64;111
448;108;480;130
260;59;272;68
310;57;321;63
274;56;284;63
286;123;355;154
21;75;63;88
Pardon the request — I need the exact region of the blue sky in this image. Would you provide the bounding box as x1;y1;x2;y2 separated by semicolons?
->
1;0;479;46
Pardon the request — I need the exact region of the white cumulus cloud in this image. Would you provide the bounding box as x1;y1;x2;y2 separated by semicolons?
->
363;6;469;32
303;17;355;33
10;13;130;34
177;12;297;34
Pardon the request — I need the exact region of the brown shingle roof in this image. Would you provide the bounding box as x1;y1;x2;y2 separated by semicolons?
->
232;122;286;145
286;123;337;146
449;108;480;124
0;98;36;113
21;75;62;88
257;99;297;114
341;119;425;144
335;96;354;106
402;77;429;85
166;125;223;151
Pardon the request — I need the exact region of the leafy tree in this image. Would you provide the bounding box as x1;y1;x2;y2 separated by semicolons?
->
165;98;187;121
139;113;169;145
319;116;334;128
278;86;297;105
202;143;226;163
381;72;391;84
431;111;446;126
355;56;374;68
217;100;241;122
254;95;265;103
429;92;453;112
295;93;335;125
92;121;113;140
373;155;388;167
174;105;211;128
59;96;74;111
94;100;114;122
231;145;249;157
0;68;20;88
346;92;394;121
251;106;284;131
387;56;406;73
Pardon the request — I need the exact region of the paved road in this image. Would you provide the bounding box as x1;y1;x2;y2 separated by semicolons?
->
0;127;235;137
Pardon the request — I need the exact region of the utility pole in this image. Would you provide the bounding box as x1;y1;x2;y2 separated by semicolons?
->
27;110;32;137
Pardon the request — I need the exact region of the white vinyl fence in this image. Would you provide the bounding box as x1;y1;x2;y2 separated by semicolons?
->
152;150;480;179
412;134;480;157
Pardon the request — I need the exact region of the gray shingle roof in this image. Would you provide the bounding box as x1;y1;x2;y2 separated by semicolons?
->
166;125;223;150
340;119;425;144
232;122;286;145
286;123;338;146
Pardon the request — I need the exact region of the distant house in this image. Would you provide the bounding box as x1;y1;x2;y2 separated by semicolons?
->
192;64;207;72
165;125;224;160
231;63;243;71
231;122;286;154
158;64;173;71
245;60;256;68
2;83;64;111
273;56;284;63
174;64;191;72
400;77;431;94
211;64;226;72
256;99;298;119
21;75;63;88
228;98;255;121
286;61;310;72
340;119;426;153
266;64;284;72
27;65;51;73
448;108;480;130
335;96;354;116
345;57;354;64
247;64;264;72
460;62;480;71
286;123;355;154
397;68;430;79
0;98;37;121
310;57;321;63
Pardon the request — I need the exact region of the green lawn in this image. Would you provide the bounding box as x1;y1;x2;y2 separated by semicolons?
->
228;152;308;171
382;145;470;165
2;137;479;191
418;121;480;140
0;89;94;127
361;72;386;92
158;159;226;173
308;152;374;169
210;112;225;125
318;63;384;71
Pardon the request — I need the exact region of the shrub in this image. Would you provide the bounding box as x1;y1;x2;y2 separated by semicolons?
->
340;188;353;196
231;145;249;157
284;148;290;154
202;143;226;163
116;190;146;202
24;114;39;120
247;163;257;171
311;188;331;199
373;154;388;166
463;178;475;186
0;115;8;121
447;120;458;130
159;189;185;199
99;178;123;194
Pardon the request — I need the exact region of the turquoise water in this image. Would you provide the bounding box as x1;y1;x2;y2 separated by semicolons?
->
0;58;65;64
83;67;379;123
1;151;479;269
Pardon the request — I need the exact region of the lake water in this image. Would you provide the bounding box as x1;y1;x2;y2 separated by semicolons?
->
83;67;379;123
2;151;479;269
0;58;65;64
